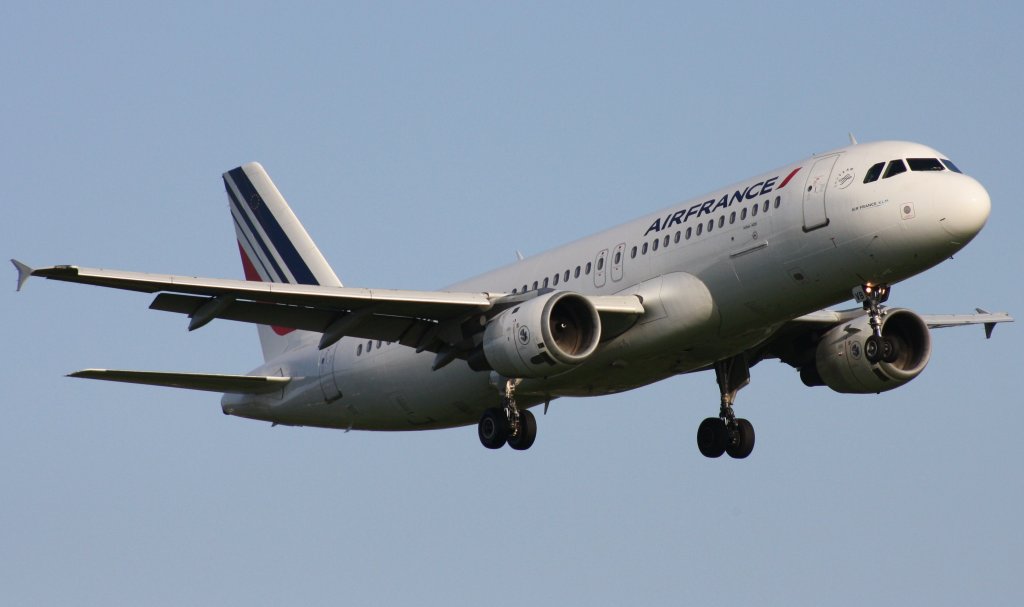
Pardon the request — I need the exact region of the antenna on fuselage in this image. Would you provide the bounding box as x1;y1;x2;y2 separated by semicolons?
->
848;132;858;145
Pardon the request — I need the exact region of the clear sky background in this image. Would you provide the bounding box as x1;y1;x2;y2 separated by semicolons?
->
3;2;1022;605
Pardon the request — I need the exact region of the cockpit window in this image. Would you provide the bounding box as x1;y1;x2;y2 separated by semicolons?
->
941;159;963;173
863;162;885;183
908;158;944;171
882;159;907;179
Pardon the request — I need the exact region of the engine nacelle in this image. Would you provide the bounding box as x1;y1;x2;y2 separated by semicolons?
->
813;308;931;394
481;291;601;378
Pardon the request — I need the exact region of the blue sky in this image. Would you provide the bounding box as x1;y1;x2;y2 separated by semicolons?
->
3;2;1021;605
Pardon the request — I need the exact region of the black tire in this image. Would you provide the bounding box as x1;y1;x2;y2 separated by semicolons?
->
725;418;755;459
864;335;883;363
478;407;508;449
697;417;727;458
881;336;900;363
508;409;538;451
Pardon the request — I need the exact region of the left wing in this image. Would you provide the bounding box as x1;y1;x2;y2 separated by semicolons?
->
13;261;645;354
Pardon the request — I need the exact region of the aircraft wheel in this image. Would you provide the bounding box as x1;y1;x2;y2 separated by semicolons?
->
881;337;900;363
725;418;755;459
697;417;728;458
478;407;508;449
864;335;883;363
508;409;537;451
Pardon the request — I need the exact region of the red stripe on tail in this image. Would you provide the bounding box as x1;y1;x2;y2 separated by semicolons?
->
238;242;295;336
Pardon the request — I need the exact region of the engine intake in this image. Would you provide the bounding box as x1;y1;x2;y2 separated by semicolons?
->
481;291;601;378
812;308;931;394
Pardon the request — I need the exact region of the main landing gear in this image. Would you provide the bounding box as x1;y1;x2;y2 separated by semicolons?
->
853;283;899;364
478;378;537;451
697;355;756;459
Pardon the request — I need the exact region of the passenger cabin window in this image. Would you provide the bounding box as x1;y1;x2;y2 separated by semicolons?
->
774;195;781;209
674;231;681;243
614;251;621;264
522;284;528;292
585;262;592;274
941;159;962;173
652;238;659;251
597;257;604;270
864;162;885;183
564;270;570;282
741;208;747;220
631;246;637;259
908;158;944;171
574;266;581;278
532;280;538;290
697;223;703;236
543;277;549;288
685;227;692;239
642;242;648;254
552;273;559;286
718;216;725;228
883;159;907;179
357;344;363;355
762;200;769;213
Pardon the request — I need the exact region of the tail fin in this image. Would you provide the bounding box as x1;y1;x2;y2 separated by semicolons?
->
222;162;341;361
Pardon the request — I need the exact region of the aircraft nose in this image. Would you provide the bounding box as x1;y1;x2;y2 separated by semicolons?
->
940;176;991;241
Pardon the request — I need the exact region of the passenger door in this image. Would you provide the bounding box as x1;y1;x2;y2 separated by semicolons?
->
802;154;840;232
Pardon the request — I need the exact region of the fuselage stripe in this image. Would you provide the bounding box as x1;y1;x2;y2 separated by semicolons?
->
777;167;802;189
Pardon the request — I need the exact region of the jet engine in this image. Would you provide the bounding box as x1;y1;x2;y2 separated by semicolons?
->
809;309;931;394
481;291;601;378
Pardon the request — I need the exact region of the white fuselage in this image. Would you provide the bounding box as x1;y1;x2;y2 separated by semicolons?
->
222;140;991;430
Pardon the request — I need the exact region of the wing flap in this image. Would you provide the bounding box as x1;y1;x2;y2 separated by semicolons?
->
68;369;291;394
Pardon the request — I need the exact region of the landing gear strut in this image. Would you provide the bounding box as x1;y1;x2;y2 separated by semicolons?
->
697;355;756;459
853;284;899;364
478;377;537;450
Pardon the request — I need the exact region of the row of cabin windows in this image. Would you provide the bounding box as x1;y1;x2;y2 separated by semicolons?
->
509;195;781;294
630;196;782;258
863;157;962;184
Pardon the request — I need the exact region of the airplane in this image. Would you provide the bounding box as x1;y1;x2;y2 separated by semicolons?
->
12;139;1013;458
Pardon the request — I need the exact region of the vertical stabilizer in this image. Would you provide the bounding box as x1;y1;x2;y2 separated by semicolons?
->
223;163;341;361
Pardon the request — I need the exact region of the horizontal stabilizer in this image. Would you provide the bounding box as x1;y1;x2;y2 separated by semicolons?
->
68;369;291;394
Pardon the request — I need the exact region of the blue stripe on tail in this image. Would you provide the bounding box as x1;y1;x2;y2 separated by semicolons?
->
225;167;320;286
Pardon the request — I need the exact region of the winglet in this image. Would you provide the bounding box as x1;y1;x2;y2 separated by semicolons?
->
976;308;997;339
11;259;33;291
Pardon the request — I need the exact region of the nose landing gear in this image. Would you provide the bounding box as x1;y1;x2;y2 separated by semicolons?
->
697;355;756;459
854;284;899;364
